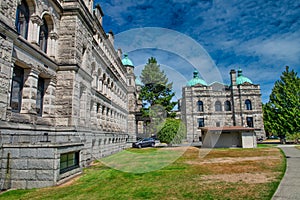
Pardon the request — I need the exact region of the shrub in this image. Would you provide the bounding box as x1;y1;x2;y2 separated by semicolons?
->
157;118;186;145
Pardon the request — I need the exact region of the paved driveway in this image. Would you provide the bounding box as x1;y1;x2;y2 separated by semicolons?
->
272;145;300;200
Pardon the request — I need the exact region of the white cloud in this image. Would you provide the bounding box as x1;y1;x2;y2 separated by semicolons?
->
242;33;300;64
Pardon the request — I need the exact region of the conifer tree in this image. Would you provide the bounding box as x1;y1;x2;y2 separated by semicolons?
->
263;66;300;142
139;57;177;118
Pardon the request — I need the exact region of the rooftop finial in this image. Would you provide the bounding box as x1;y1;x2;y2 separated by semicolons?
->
193;70;199;78
237;68;243;76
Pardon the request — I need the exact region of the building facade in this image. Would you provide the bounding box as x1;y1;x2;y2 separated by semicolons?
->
181;69;265;142
0;0;139;189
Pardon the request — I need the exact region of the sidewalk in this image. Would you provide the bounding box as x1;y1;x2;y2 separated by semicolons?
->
272;145;300;200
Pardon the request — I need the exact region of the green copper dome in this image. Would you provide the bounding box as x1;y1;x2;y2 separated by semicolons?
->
135;77;143;86
122;53;134;66
187;70;208;86
236;68;253;85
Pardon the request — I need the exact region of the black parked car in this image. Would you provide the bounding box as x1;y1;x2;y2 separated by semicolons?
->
132;138;155;148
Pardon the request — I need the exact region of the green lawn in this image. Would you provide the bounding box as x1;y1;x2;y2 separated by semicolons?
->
257;143;278;148
0;147;285;200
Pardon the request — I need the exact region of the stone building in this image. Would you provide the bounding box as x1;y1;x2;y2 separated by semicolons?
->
180;69;265;143
0;0;140;189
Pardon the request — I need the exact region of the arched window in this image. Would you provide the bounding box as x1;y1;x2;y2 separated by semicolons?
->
16;0;30;39
245;99;252;110
224;100;231;111
215;101;222;111
39;17;49;53
197;100;203;112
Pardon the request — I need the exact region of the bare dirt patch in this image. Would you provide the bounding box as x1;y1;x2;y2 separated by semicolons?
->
200;172;280;184
186;156;280;165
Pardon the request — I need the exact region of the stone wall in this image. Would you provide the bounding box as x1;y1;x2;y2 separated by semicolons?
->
0;0;139;189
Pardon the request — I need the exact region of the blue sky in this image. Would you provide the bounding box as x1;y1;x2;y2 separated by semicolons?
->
95;0;300;103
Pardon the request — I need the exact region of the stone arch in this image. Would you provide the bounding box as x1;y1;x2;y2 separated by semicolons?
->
38;12;56;55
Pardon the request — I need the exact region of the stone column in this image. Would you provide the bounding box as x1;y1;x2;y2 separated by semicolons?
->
43;78;56;117
98;78;103;92
92;72;97;89
103;81;107;96
90;102;97;129
97;104;102;130
0;46;15;119
107;85;111;99
49;31;59;58
101;105;106;131
30;14;42;45
21;68;39;114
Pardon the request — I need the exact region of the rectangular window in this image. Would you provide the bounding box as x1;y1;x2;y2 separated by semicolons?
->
36;77;45;116
198;118;205;128
60;151;80;174
246;117;253;127
10;66;24;112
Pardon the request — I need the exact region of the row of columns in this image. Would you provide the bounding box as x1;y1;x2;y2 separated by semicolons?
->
90;102;127;133
91;73;127;108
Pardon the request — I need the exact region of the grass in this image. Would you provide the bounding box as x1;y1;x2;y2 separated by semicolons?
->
257;143;278;148
0;147;285;200
295;146;300;150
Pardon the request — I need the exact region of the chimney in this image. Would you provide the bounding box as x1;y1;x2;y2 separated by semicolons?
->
117;49;122;59
108;30;114;46
230;69;237;126
94;4;104;25
230;69;236;86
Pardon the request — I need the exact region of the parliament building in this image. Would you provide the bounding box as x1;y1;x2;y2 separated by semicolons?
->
0;0;140;189
180;69;265;143
0;0;265;190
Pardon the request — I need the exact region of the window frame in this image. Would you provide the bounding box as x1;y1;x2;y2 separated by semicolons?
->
198;118;205;128
224;100;231;111
215;101;222;111
36;77;45;116
39;17;49;53
16;0;30;39
245;99;252;110
197;100;204;112
246;117;254;127
10;66;24;112
60;151;80;174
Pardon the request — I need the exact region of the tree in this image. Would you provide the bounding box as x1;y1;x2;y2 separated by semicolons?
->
263;66;300;142
157;118;186;145
139;57;177;118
